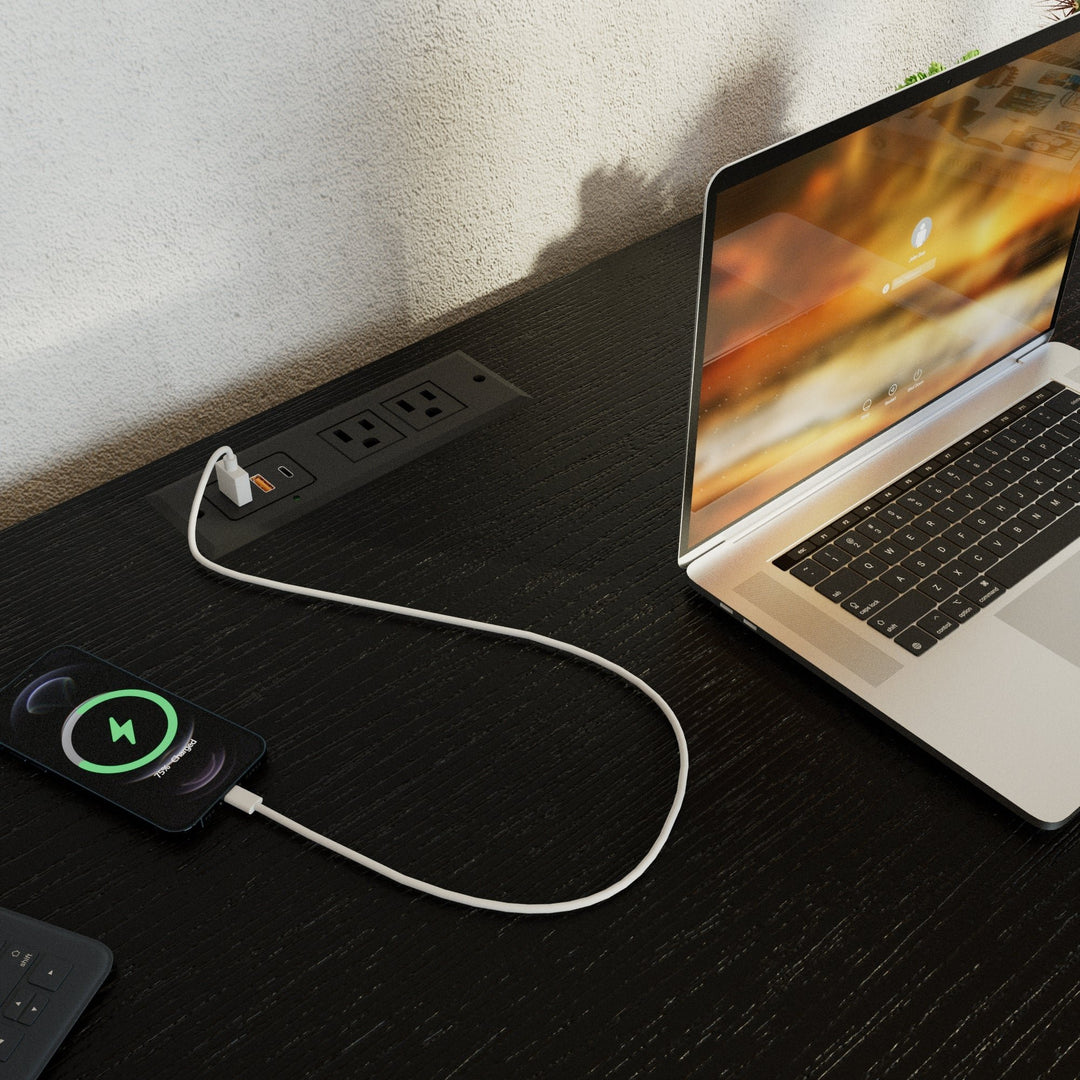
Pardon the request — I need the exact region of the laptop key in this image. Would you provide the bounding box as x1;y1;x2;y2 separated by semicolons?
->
901;551;941;577
791;559;831;587
895;624;938;656
812;544;850;570
959;546;997;572
815;568;865;603
960;577;1005;607
988;505;1080;589
848;553;890;579
843;581;899;620
867;591;936;638
939;595;978;622
978;531;1018;557
917;610;958;639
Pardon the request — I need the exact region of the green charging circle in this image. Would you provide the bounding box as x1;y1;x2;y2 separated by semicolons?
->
61;689;179;774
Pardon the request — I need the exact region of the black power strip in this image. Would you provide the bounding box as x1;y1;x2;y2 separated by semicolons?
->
147;351;528;557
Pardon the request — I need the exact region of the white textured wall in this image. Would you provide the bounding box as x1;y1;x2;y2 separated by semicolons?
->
1;0;1044;525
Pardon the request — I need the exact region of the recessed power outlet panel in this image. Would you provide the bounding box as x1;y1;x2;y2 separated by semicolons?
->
148;351;528;558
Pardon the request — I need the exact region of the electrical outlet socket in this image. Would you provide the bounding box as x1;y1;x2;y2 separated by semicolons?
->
318;411;405;462
381;382;464;430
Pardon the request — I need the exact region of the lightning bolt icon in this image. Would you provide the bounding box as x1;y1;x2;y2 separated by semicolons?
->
108;716;136;745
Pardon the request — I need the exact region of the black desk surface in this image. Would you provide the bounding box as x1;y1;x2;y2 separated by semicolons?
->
5;217;1080;1079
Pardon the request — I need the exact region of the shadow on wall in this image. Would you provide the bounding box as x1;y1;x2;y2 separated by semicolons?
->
425;57;791;333
0;58;789;528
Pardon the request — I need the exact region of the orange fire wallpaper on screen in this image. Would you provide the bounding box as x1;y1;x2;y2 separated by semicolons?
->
688;43;1080;553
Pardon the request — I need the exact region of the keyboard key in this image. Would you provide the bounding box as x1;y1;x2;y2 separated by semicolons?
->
898;490;935;514
856;517;889;541
1018;504;1055;530
879;504;914;528
880;565;919;592
869;539;907;565
992;428;1024;450
1027;437;1059;458
916;479;950;502
1000;518;1038;544
988;505;1080;588
925;537;961;563
895;624;938;656
935;499;967;523
960;577;1005;607
943;522;981;549
959;546;997;572
894;525;932;550
0;1024;23;1062
940;560;980;586
913;512;949;535
1020;471;1055;495
901;551;941;577
979;531;1018;557
1058;478;1080;503
1037;492;1069;516
939;595;979;622
867;591;936;638
953;486;986;509
837;532;872;555
1030;405;1063;427
990;460;1026;483
1001;484;1037;508
957;452;992;475
812;545;850;570
849;553;890;579
937;465;972;489
773;551;802;572
20;995;47;1027
971;472;1007;496
1047;388;1080;414
960;511;996;535
1008;448;1042;471
815;568;865;603
917;575;955;602
917;610;958;639
27;958;71;992
983;498;1015;521
791;559;831;587
1011;417;1044;440
842;581;899;619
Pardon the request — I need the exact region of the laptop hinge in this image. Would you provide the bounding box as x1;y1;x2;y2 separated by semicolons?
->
682;332;1054;566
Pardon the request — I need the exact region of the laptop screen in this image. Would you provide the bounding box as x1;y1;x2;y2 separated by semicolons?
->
682;23;1080;559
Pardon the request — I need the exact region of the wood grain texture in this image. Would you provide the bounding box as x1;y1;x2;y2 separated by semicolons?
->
4;216;1080;1079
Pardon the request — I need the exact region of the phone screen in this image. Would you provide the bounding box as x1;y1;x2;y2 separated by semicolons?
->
0;646;266;832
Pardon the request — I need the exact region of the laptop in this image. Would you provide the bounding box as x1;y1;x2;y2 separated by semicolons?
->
679;17;1080;828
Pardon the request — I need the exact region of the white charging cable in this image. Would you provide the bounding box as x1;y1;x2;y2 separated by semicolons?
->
189;446;688;914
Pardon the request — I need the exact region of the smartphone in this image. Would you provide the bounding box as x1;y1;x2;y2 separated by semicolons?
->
0;646;266;832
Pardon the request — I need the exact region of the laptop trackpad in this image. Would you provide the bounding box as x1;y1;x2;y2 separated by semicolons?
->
997;549;1080;669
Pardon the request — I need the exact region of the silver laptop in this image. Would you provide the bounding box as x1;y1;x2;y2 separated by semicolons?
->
680;18;1080;828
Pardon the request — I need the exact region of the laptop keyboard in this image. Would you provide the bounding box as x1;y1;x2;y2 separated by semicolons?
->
774;381;1080;656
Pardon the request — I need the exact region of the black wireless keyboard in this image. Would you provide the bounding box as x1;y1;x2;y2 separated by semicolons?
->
0;908;111;1080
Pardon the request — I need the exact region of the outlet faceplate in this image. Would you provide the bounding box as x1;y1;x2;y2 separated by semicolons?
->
148;351;528;557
